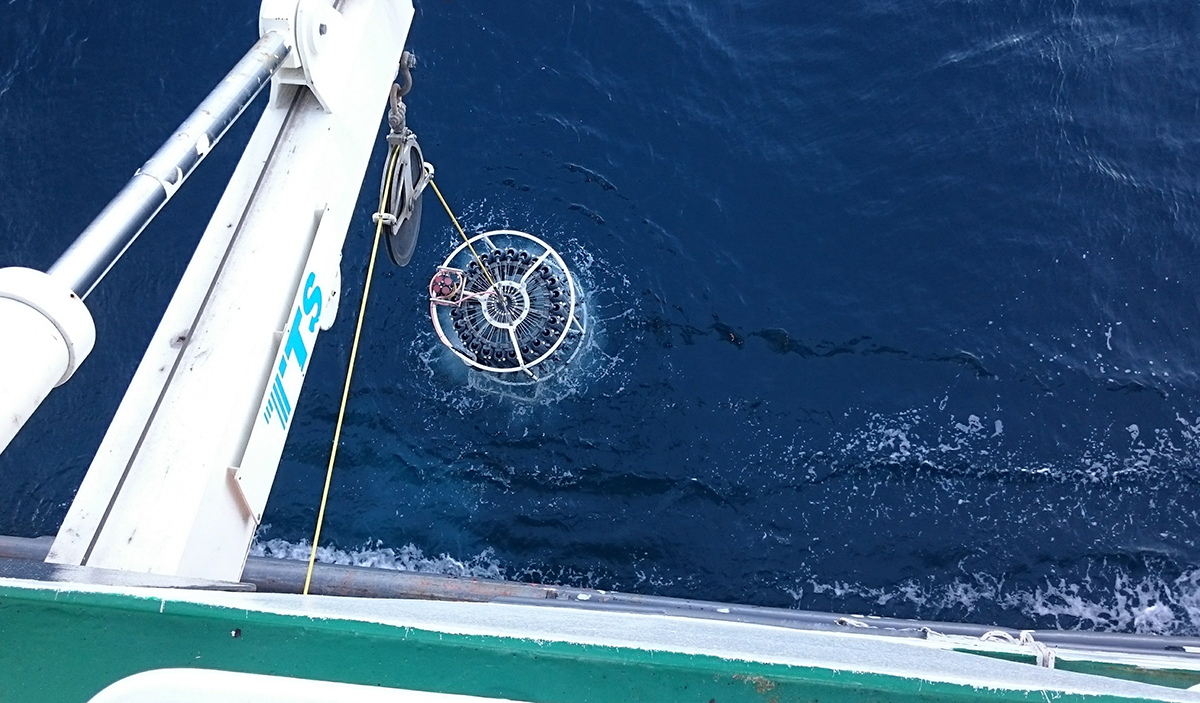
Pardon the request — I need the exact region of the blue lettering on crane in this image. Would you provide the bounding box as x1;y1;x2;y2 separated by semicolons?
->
280;308;309;375
263;272;323;428
302;271;323;331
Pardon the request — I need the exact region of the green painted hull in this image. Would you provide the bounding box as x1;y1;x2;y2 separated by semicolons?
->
4;579;1200;703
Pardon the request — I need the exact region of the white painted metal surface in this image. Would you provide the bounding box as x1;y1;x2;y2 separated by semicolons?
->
261;0;351;111
232;204;343;525
89;669;520;703
48;0;414;581
0;268;95;454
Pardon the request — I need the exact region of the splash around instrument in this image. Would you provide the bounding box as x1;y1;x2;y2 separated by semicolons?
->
428;229;586;384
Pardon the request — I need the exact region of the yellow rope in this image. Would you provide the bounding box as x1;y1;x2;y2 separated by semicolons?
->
429;178;496;289
302;144;401;595
302;158;491;593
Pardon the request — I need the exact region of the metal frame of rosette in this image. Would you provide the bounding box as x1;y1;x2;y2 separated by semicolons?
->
430;229;586;383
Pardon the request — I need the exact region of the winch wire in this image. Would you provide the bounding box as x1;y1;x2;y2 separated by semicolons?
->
302;144;401;595
429;178;496;289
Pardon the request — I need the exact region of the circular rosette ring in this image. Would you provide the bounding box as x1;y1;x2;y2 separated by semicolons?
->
429;230;585;383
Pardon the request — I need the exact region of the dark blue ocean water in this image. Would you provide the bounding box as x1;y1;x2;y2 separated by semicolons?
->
4;0;1200;634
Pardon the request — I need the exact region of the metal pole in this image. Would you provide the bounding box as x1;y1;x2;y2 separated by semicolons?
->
48;32;290;298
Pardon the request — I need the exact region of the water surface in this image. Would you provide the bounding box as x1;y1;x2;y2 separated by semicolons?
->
3;0;1200;634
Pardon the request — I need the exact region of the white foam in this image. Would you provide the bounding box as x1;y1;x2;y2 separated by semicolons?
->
1000;569;1200;634
250;536;505;580
251;532;1200;635
799;565;1200;636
